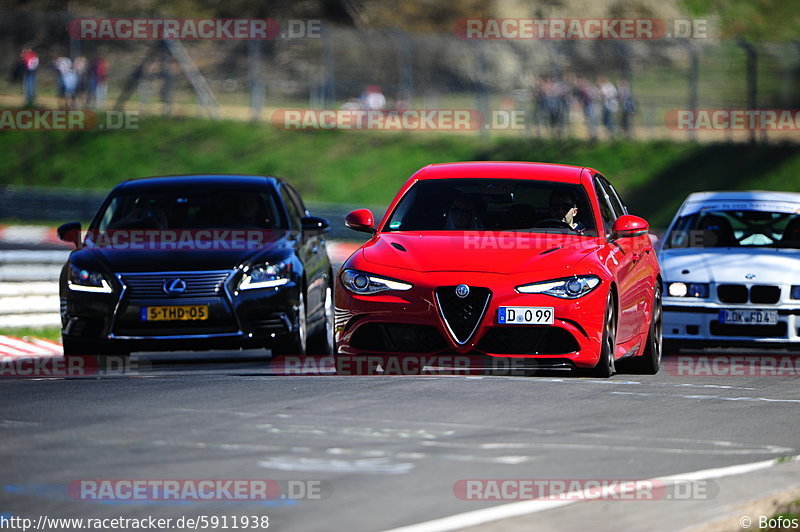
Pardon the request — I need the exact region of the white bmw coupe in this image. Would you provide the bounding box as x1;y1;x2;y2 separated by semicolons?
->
659;191;800;352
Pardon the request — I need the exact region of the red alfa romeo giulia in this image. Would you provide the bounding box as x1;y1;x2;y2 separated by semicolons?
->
335;162;662;377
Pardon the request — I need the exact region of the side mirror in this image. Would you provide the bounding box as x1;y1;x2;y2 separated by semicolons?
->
611;215;649;239
345;209;375;234
57;222;82;249
301;216;330;233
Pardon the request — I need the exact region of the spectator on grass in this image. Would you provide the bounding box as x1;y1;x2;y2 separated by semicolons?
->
598;77;619;138
617;79;635;138
87;55;109;108
17;48;39;106
53;56;78;109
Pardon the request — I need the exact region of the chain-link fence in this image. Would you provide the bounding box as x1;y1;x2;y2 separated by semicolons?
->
2;11;799;141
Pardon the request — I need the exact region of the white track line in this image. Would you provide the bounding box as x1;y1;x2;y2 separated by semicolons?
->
383;456;798;532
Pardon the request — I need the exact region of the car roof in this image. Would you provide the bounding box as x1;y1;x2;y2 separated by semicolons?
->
113;174;281;192
413;162;591;184
677;190;800;217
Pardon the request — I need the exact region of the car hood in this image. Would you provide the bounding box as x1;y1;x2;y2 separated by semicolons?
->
659;248;800;284
360;232;602;274
70;233;295;272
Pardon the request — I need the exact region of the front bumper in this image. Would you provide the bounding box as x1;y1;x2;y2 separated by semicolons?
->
664;300;800;346
62;272;302;353
335;270;607;368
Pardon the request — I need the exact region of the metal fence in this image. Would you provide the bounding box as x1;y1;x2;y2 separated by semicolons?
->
2;11;799;141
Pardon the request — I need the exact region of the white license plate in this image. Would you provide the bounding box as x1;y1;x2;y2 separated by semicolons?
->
498;307;554;325
719;309;778;325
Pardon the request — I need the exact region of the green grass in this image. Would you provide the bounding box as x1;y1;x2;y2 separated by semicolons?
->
0;327;61;342
2;116;800;228
762;499;800;531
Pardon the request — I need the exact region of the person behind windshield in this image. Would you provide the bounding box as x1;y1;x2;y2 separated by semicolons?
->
548;190;584;233
112;197;169;230
445;194;484;230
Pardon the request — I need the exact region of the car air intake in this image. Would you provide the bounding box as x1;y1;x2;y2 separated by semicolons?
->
749;285;780;304
119;271;231;299
717;284;748;304
435;286;491;345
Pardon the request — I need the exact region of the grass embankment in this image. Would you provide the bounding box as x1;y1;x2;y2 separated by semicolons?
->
0;327;61;342
1;117;800;229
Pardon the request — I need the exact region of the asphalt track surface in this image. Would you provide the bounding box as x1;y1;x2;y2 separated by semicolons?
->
1;349;799;532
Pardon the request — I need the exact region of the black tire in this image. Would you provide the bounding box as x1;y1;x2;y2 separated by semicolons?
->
590;293;617;378
272;291;307;357
306;282;334;357
630;284;663;374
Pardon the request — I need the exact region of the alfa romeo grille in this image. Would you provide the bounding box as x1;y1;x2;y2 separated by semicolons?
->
435;286;491;344
119;271;231;299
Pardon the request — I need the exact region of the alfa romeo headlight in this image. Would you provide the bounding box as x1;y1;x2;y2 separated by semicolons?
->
341;269;412;295
516;275;601;299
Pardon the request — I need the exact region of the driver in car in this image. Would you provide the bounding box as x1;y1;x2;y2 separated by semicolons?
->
445;194;485;230
547;190;585;233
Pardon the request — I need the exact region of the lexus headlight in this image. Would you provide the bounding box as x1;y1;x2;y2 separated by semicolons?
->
516;275;601;299
342;269;412;295
67;265;112;293
667;282;709;298
240;262;291;290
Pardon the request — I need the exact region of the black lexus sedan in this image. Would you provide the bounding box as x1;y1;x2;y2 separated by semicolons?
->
57;175;333;358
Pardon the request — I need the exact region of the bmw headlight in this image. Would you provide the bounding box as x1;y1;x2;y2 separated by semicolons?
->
67;265;112;293
240;262;291;290
791;286;800;300
516;275;601;299
342;269;412;295
667;282;709;298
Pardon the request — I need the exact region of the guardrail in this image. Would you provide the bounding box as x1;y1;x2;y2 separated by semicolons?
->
0;183;383;241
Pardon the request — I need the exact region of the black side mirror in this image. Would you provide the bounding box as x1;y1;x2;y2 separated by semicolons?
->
57;222;82;249
301;216;330;233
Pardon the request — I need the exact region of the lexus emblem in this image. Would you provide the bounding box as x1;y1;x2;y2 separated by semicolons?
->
163;278;187;295
745;273;756;280
455;284;470;298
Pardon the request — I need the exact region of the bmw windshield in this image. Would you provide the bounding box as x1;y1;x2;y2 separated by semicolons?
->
664;209;800;249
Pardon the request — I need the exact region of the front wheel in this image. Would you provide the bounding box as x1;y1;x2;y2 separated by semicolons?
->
272;291;307;357
590;293;617;378
631;285;662;374
307;283;334;357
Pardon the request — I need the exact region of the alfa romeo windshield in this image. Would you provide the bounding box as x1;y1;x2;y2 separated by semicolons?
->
384;178;597;236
